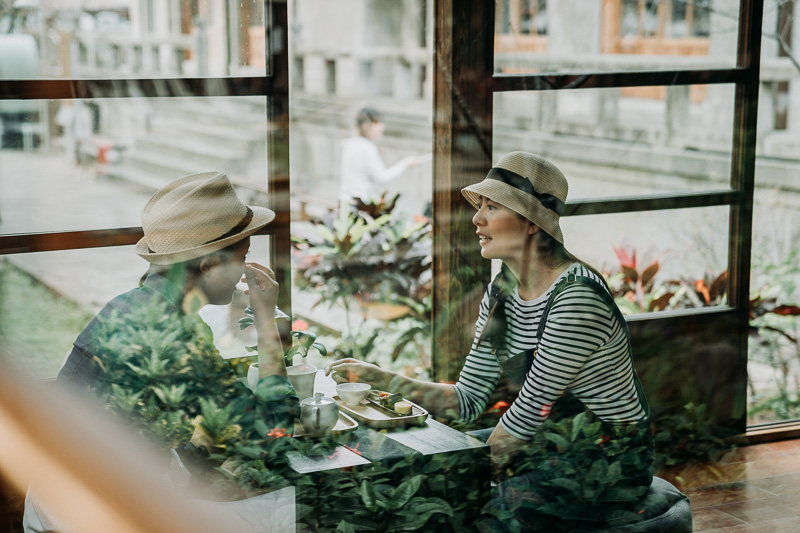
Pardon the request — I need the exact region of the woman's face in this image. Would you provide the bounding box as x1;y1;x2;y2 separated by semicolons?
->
361;120;385;140
472;197;533;263
198;238;250;305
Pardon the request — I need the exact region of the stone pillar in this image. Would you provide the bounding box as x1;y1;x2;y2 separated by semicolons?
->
786;4;800;134
154;0;173;74
204;0;228;77
548;0;601;55
757;3;778;142
665;85;690;146
547;0;603;132
706;0;741;141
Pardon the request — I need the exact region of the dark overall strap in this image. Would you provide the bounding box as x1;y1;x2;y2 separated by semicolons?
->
536;272;650;420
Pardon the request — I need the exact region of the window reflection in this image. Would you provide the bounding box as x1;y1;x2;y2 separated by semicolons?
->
0;96;268;235
0;0;266;80
492;85;735;199
495;0;737;73
559;206;730;315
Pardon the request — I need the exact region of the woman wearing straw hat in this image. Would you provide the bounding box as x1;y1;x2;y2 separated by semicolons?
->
326;152;655;529
57;170;298;436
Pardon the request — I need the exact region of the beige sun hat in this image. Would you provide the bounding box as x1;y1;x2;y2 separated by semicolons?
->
461;151;569;243
135;171;275;265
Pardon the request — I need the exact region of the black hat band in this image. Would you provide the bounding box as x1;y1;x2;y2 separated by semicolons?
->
485;167;565;215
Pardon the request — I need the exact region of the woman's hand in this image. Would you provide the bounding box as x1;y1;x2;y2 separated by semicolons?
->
487;424;525;481
325;358;392;389
244;263;285;378
244;262;278;329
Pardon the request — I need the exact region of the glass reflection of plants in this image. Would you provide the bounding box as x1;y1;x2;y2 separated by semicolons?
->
238;306;328;367
90;296;479;531
293;195;432;371
482;411;654;533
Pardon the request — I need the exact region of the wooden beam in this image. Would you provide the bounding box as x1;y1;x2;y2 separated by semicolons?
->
727;0;764;433
563;189;739;216
266;0;293;339
492;66;748;92
0;76;274;101
432;0;495;382
0;226;277;256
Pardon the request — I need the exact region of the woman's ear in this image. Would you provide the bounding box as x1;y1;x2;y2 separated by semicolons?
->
199;254;222;274
527;223;540;236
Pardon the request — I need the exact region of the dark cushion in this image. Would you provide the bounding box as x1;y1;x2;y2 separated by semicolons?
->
591;476;692;533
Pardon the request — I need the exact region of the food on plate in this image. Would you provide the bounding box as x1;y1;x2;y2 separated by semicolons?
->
394;401;412;415
369;390;403;410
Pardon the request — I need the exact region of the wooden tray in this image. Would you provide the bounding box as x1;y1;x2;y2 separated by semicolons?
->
293;411;359;438
334;395;428;429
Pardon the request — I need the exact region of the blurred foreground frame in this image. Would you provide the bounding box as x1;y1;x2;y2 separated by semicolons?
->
0;349;294;533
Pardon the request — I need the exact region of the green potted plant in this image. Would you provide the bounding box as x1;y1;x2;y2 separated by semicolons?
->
293;195;431;362
238;307;327;400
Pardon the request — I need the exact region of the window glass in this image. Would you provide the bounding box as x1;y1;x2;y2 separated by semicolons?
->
0;234;273;379
748;189;800;426
560;206;730;316
748;3;800;424
495;0;738;74
0;0;266;80
748;1;800;425
492;85;735;199
0;96;268;235
0;246;143;378
288;0;434;381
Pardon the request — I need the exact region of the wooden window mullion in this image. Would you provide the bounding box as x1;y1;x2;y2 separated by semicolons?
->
432;0;495;383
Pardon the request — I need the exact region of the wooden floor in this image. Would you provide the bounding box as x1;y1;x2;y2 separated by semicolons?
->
659;439;800;532
3;439;800;532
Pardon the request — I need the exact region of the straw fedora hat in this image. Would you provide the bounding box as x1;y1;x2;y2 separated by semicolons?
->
461;151;569;243
135;171;275;265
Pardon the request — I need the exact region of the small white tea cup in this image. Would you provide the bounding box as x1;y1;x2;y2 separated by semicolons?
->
336;382;371;406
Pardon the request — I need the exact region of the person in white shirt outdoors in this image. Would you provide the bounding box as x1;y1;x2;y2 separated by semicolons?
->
326;152;656;531
338;107;423;205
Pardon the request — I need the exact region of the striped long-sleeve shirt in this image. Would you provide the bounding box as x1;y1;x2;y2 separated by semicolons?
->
454;263;647;441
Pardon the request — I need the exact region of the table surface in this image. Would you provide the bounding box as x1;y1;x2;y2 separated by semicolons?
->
285;370;489;473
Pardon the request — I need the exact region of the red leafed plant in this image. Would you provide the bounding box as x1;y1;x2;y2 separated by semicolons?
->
605;243;800;345
607;243;669;313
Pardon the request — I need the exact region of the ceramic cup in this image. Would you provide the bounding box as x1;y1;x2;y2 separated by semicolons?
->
287;363;317;401
249;362;317;401
336;382;372;406
247;362;261;392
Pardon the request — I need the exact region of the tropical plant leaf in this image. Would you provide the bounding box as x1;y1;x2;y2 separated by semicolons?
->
640;262;659;291
621;265;638;284
312;342;328;356
544;432;570;451
773;305;800;316
293;330;317;348
390;474;423;509
359;480;378;512
648;292;674;312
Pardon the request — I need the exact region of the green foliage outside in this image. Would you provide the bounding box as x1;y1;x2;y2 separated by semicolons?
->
292;196;432;372
0;259;93;376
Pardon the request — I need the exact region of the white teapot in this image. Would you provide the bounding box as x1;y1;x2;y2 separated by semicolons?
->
299;392;339;435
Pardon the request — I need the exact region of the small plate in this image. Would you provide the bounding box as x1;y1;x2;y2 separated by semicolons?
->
293;411;359;438
334;395;428;429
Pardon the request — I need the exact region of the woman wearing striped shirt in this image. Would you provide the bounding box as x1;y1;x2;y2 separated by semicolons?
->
326;152;654;529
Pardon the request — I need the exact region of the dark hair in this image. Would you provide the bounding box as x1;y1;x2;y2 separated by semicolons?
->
355;107;382;130
476;195;608;351
535;195;608;289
